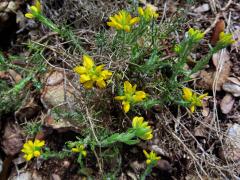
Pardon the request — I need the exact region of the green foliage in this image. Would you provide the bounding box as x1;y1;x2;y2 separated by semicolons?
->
19;2;236;178
42;147;71;160
101;129;139;146
23;121;42;136
51;107;85;125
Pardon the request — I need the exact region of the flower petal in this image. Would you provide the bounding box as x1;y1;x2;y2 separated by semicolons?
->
124;81;133;93
35;0;41;12
96;79;106;89
83;55;94;69
73;66;86;74
83;80;94;89
143;150;150;158
34;150;41;157
114;96;125;101
122;101;130;113
25;13;34;19
80;74;91;83
129;17;140;25
190;105;195;112
183;87;192;101
133;91;146;102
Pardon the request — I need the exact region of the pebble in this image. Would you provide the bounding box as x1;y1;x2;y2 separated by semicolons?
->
223;82;240;97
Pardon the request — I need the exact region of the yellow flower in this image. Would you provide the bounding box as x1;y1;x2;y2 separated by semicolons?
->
138;4;159;21
188;28;205;42
143;150;160;165
73;55;112;89
71;144;87;157
132;116;153;140
182;87;208;112
21;139;45;161
107;10;139;32
25;0;41;19
216;32;235;47
115;81;147;113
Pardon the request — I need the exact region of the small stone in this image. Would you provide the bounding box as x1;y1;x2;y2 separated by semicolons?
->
157;160;171;172
194;4;210;13
0;158;3;173
220;93;235;114
0;12;9;23
223;82;240;97
46;71;64;86
1;122;23;156
5;1;18;12
41;83;74;109
52;174;61;180
9;172;31;180
0;2;8;12
63;160;71;168
220;124;240;162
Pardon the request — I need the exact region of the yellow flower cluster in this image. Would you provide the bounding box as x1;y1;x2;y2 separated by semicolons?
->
107;10;139;32
182;87;208;112
132;116;153;140
143;150;160;165
71;144;87;157
107;4;158;32
138;4;159;21
216;32;235;47
188;28;205;42
115;81;147;113
73;55;112;89
21;139;45;161
25;0;41;19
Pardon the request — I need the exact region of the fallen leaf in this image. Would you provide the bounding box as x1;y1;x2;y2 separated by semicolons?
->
1;122;23;156
219;124;240;162
211;19;225;45
15;98;41;122
220;93;235;114
194;113;213;138
197;50;231;90
43;115;81;133
202;99;210;117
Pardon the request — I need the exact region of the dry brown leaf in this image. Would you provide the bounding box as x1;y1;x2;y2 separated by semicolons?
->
194;113;213;138
219;124;240;162
197;50;231;90
220;93;235;114
210;19;225;45
1;122;23;156
15;98;41;122
43;115;80;133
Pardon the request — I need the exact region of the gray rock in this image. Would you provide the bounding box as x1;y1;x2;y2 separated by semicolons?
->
223;82;240;97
